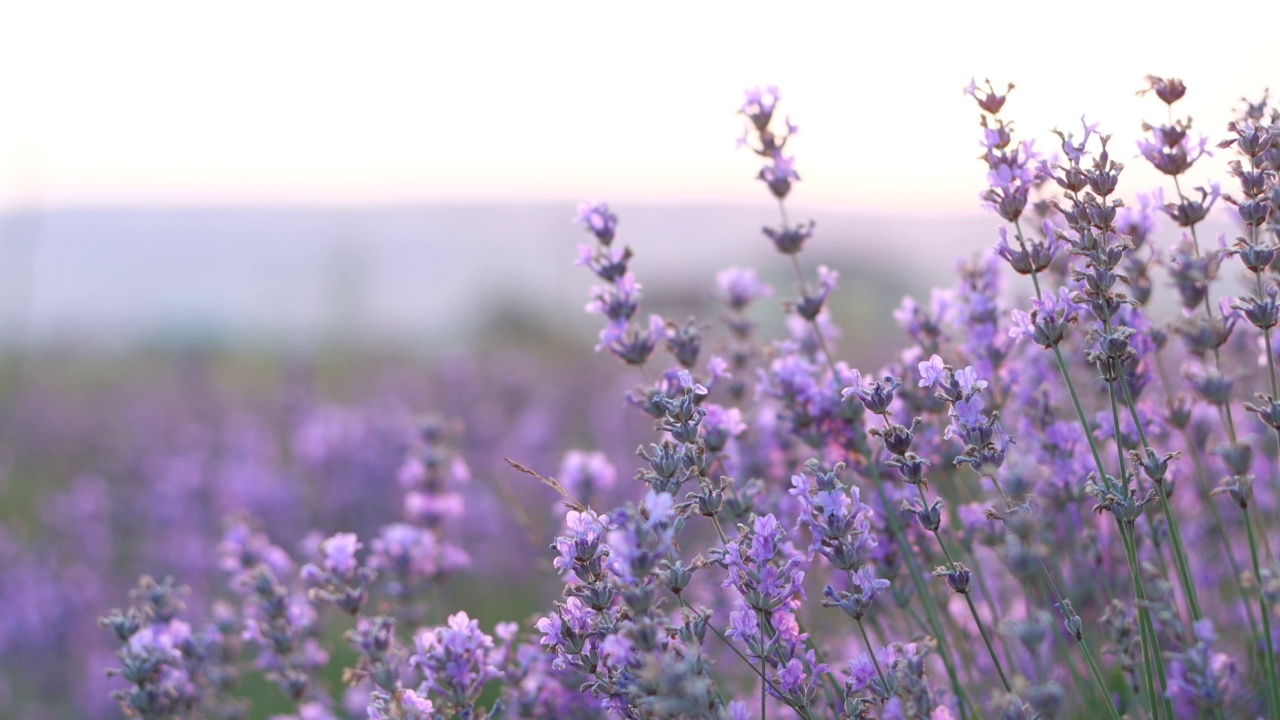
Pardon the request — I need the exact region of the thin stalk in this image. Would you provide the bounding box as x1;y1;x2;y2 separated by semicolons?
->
1153;348;1259;642
1121;523;1166;720
1049;346;1108;474
1011;218;1108;476
968;547;1019;672
915;484;1012;692
855;434;973;718
673;596;729;710
1060;638;1100;718
1117;376;1202;624
1079;633;1122;720
787;252;839;372
1243;507;1280;718
693;599;816;720
856;617;888;697
759;610;767;720
1108;376;1171;720
901;600;931;637
961;592;1011;692
793;614;845;707
1251;258;1280;561
1258;273;1280;403
1036;557;1121;720
1011;217;1157;718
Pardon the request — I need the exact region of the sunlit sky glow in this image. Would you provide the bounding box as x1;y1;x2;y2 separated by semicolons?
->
1;1;1276;213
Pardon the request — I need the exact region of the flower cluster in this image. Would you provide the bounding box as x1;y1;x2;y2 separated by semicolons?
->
76;77;1280;720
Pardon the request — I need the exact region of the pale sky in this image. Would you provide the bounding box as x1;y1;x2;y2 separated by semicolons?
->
1;1;1276;213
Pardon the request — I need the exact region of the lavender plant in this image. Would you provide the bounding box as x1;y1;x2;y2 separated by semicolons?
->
71;77;1280;720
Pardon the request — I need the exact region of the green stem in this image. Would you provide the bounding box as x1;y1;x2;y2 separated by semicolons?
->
1243;506;1280;718
673;596;729;710
1079;633;1122;720
1253;267;1279;563
689;595;814;720
1036;558;1121;720
1121;523;1166;720
1050;346;1107;475
1108;376;1171;720
1011;218;1140;717
1117;376;1202;625
793;614;845;708
968;546;1019;672
1153;349;1260;643
760;614;767;720
856;617;888;698
855;434;973;719
915;484;1012;692
962;591;1011;692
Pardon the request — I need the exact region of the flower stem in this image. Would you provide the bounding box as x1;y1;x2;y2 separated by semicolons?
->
1120;522;1167;720
856;617;888;699
1243;506;1280;718
914;484;1012;692
1117;376;1202;626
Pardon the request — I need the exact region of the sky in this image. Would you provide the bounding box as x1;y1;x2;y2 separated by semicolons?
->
1;1;1277;214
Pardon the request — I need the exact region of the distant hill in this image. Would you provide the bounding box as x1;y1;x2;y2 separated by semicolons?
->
0;202;1232;352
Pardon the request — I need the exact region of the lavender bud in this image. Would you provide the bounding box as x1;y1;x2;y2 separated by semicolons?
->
762;220;815;255
661;560;694;594
933;562;972;594
1176;315;1235;357
1184;364;1234;406
1165;393;1193;428
1143;76;1187;105
1210;474;1254;508
1245;393;1280;430
758;152;799;199
1231;236;1279;273
1211;441;1253;477
904;497;943;532
1063;612;1084;642
1231;287;1280;330
574;201;618;245
871;419;918;456
1130;449;1181;485
663;318;703;369
886;451;931;485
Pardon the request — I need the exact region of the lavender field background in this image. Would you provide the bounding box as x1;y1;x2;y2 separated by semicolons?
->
0;202;995;716
6;2;1280;719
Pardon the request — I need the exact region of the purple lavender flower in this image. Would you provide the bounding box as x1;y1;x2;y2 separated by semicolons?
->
558;450;617;507
1138;121;1211;176
574;201;618;245
716;266;773;310
740;85;781;132
791;461;879;571
1167;619;1236;715
821;566;891;621
552;508;614;584
715;514;806;613
1141;75;1187;105
410;611;500;715
759;151;800;200
1008;287;1085;349
762;219;815;255
317;533;360;581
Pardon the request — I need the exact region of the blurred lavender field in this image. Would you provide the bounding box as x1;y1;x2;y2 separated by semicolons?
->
0;191;1259;717
0;203;1004;716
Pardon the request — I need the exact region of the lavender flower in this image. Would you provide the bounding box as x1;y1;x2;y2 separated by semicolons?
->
410;612;501;715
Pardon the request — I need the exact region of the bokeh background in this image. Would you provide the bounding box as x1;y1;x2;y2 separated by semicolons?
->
0;1;1274;716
